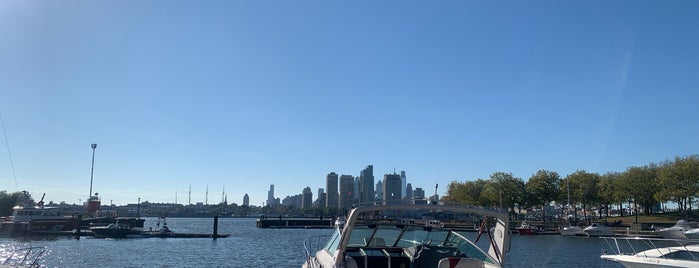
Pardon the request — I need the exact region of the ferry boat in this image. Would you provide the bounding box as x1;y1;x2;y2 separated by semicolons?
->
302;203;510;268
0;203;79;236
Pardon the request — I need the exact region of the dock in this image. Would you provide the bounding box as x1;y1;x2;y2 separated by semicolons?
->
256;217;333;229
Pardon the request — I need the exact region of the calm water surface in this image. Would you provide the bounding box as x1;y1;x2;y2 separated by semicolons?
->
0;218;622;267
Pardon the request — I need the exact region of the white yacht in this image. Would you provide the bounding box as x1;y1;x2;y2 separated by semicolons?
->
601;236;699;267
684;228;699;239
583;223;615;237
560;225;585;236
302;203;510;268
654;220;692;240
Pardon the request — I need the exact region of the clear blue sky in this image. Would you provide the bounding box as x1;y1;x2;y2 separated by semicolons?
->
1;1;698;206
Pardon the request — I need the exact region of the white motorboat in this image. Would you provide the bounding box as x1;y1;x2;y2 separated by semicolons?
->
302;203;510;268
601;236;699;267
654;220;692;240
583;223;615;237
560;225;585;236
684;228;699;239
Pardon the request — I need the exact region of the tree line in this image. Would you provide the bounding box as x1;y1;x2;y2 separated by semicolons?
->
444;155;699;221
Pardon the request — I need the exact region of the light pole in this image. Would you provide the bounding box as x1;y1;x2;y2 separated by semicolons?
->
89;143;97;198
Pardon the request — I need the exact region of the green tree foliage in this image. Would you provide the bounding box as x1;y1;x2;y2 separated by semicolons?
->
598;172;620;218
656;155;699;218
526;170;560;222
445;179;490;207
620;165;659;216
489;172;525;219
565;170;599;221
0;191;33;216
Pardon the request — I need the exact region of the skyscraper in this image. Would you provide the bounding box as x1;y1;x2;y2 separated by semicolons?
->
243;193;249;206
383;173;402;205
375;180;383;200
400;171;407;198
315;188;325;207
326;172;339;208
414;188;425;199
302;187;313;209
267;184;275;206
406;183;413;199
353;177;360;204
339;175;354;211
359;165;374;204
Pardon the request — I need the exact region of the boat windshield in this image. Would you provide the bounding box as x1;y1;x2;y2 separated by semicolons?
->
344;223;497;265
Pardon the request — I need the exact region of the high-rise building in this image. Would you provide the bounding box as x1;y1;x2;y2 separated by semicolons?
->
359;165;374;204
339;175;354;211
243;193;249;206
406;183;413;199
282;194;302;208
267;185;275;206
375;180;383;200
353;177;360;204
315;188;325;207
302;187;313;209
400;171;407;198
414;188;425;199
383;173;402;204
326;172;339;208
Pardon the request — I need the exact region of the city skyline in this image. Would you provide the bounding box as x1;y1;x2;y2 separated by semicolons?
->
1;1;698;207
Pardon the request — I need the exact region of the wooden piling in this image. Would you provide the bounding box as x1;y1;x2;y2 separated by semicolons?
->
75;214;82;239
213;215;219;240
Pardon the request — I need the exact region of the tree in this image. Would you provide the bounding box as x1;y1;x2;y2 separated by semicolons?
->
656;155;699;218
565;170;599;222
526;170;561;222
598;172;620;218
489;172;525;220
445;179;491;207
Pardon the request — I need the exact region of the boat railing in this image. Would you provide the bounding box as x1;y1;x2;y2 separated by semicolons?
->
601;236;699;260
1;246;46;268
303;235;331;260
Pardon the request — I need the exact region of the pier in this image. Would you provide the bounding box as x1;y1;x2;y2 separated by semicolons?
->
256;217;333;229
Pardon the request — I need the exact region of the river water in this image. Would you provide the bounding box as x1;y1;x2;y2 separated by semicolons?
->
0;217;622;267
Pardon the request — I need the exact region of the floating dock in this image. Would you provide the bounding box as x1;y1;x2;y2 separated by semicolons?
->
256;217;333;229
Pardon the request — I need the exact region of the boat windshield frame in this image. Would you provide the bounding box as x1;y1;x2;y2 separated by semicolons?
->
332;203;510;267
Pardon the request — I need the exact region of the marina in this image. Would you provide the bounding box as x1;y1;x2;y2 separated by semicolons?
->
0;217;629;267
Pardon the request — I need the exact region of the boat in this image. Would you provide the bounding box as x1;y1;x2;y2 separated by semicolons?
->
653;220;692;240
516;221;543;235
560;224;585;236
583;223;615;237
302;203;510;268
90;217;230;239
0;201;79;237
684;228;699;239
90;221;152;238
600;236;699;267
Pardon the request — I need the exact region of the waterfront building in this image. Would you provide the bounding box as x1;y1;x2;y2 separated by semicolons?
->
375;180;383;200
359;165;374;204
243;193;249;206
267;185;275;206
400;171;407;198
383;173;402;205
339;175;354;211
302;187;313;209
326;172;339;208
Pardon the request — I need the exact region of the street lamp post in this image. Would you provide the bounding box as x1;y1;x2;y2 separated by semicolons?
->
89;143;97;198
